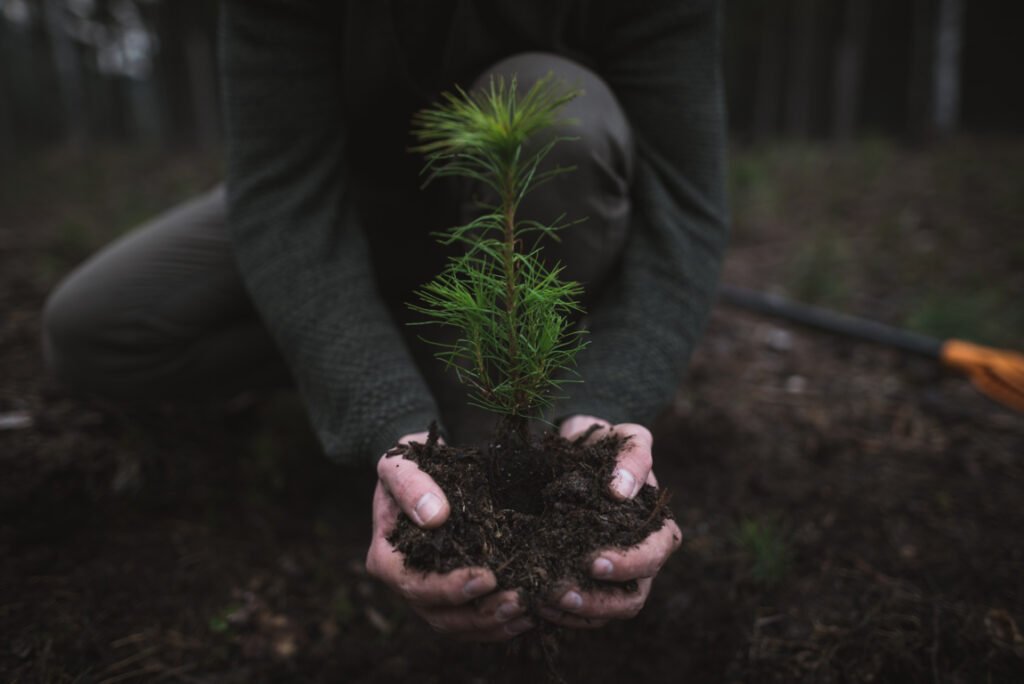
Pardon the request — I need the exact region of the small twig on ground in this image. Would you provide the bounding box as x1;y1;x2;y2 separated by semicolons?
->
99;645;160;676
109;632;150;649
641;488;673;529
494;552;520;575
97;662;164;684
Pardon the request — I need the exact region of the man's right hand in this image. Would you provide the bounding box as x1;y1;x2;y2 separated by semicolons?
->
365;432;534;641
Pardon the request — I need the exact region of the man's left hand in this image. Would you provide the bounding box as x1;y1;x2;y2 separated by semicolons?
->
538;415;682;628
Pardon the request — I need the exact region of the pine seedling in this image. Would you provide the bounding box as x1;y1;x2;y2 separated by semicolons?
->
409;74;587;441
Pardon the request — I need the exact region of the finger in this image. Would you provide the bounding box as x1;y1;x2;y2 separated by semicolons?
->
365;533;498;607
589;519;683;582
548;578;653;621
418;590;530;637
559;415;612;440
607;423;653;500
377;453;450;528
536;605;610;630
366;479;499;608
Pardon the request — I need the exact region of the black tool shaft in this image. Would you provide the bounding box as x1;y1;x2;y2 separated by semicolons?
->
718;284;944;359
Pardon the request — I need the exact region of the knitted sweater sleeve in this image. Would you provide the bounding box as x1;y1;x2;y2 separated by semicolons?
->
221;0;439;465
552;0;729;427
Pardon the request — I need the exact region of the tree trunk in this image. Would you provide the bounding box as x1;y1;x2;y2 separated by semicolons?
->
153;1;194;146
907;0;934;140
43;0;88;146
753;4;785;142
931;0;963;136
0;18;16;161
832;0;870;140
785;0;817;138
184;27;219;148
127;77;165;144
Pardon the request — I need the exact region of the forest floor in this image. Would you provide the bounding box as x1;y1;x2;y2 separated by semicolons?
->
2;140;1023;683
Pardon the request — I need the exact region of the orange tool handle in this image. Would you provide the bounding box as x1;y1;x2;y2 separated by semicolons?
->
941;339;1024;414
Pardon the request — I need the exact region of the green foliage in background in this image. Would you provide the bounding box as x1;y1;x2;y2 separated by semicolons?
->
734;516;792;587
728;140;1024;348
905;290;1024;348
409;75;587;433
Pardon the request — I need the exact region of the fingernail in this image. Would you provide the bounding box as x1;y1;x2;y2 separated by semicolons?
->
592;557;614;578
612;469;636;499
414;492;443;525
495;602;520;622
504;617;534;635
462;576;491;598
560;591;583;610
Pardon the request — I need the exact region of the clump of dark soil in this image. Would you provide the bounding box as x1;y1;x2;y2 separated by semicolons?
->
387;424;670;600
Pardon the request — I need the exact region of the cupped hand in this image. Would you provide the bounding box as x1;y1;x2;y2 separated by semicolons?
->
365;431;534;640
538;416;683;628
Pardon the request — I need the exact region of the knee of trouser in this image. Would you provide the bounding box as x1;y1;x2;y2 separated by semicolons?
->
42;277;99;391
468;51;634;194
465;53;635;290
41;276;151;398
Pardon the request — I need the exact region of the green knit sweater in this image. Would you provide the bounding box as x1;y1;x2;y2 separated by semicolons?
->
221;0;729;465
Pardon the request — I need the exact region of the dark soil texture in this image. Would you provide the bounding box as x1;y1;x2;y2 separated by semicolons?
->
387;427;669;600
2;143;1024;682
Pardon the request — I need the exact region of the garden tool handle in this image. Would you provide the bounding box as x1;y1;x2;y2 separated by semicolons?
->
718;285;943;357
719;285;1024;415
940;340;1024;414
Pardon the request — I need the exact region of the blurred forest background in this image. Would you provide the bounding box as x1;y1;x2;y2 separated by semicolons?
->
3;0;1023;151
3;3;1024;681
2;0;1022;347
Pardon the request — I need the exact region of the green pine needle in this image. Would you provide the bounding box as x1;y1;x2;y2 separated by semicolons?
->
409;73;588;424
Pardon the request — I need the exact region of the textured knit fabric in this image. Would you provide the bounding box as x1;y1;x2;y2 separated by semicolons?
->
221;0;729;465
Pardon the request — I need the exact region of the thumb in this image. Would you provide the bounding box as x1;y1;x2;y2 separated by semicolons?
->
376;434;450;529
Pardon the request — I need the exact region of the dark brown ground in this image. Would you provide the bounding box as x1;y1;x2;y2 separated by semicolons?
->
2;142;1023;682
